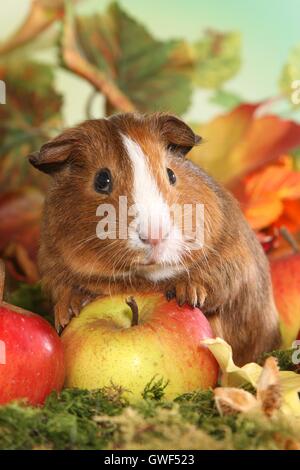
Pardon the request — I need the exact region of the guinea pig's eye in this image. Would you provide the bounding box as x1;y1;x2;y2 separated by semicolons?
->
94;168;113;194
167;167;176;186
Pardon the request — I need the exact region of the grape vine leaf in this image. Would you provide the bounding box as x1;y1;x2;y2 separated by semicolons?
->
210;89;242;110
0;60;63;191
0;0;65;56
0;188;43;283
191;31;241;89
61;1;193;114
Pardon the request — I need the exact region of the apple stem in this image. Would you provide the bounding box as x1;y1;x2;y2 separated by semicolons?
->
279;226;300;254
0;259;5;304
126;296;139;326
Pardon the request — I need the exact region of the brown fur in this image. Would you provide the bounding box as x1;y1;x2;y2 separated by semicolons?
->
28;113;281;365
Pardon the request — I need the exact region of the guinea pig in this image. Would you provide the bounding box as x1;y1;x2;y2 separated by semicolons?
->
28;112;281;365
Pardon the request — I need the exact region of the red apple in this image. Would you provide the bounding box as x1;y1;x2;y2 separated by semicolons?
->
0;260;65;405
0;302;65;405
62;293;218;401
271;253;300;349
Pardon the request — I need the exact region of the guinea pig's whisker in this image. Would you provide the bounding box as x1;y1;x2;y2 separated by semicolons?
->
108;248;130;293
83;239;122;288
72;234;99;251
179;254;191;281
94;246;121;294
128;256;137;288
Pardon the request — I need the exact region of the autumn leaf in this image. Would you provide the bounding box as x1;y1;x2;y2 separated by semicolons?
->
0;188;43;283
189;104;300;184
61;2;194;115
214;357;282;417
0;60;62;191
274;200;300;234
239;155;300;231
214;387;259;415
256;357;282;417
210;88;242;110
202;337;300;417
0;0;66;56
191;31;241;89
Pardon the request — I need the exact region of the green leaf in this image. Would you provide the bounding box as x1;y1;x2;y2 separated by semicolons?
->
0;60;63;190
210;88;242;110
192;31;241;89
61;2;192;115
279;44;300;107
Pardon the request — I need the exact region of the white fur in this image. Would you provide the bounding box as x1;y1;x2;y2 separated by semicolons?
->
121;134;183;271
142;265;184;282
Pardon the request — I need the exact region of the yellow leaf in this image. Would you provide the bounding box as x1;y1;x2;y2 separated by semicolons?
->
202;337;262;387
279;372;300;416
202;337;300;417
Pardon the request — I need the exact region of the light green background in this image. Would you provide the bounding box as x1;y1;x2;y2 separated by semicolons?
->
1;0;300;125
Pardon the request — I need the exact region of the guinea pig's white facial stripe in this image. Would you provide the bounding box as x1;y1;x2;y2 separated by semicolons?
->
120;133;184;270
121;134;170;237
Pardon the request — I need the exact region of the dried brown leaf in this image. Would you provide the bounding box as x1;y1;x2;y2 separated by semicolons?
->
257;357;282;417
214;387;258;415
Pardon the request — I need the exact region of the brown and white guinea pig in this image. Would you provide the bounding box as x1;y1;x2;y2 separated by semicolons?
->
28;112;281;365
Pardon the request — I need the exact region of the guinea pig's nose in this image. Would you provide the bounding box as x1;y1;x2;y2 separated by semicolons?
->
139;230;169;246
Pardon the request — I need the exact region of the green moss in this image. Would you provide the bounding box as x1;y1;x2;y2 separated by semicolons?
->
3;281;299;449
142;376;169;401
258;349;300;373
0;377;299;450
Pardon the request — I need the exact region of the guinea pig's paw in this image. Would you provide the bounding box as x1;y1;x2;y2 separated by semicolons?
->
70;291;99;317
167;281;207;309
54;302;73;332
186;283;207;308
176;282;190;307
69;292;86;317
166;287;176;301
195;285;207;309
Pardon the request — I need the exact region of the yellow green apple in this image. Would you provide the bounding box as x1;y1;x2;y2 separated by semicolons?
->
61;293;218;401
271;253;300;348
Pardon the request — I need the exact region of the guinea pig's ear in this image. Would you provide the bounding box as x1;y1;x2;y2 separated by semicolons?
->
158;114;202;157
28;135;76;175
